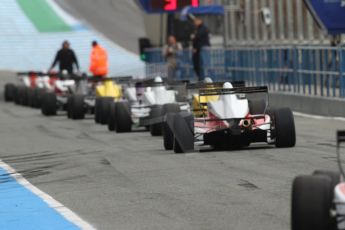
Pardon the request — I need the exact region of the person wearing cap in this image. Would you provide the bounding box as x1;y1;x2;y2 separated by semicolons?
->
50;40;79;74
192;17;210;81
89;41;109;77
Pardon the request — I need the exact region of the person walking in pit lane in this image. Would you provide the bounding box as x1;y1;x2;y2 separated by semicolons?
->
50;40;79;74
89;41;109;77
192;17;210;81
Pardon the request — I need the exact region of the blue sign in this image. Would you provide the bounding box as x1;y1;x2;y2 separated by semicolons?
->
304;0;345;35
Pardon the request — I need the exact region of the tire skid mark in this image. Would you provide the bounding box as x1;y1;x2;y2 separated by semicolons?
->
35;175;90;186
237;179;260;190
76;131;108;144
100;158;111;166
1;107;25;118
36;124;68;140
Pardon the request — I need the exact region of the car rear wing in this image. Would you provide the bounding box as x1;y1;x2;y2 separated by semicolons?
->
134;78;190;88
85;75;133;84
17;71;48;77
17;72;80;79
187;81;245;90
198;86;268;96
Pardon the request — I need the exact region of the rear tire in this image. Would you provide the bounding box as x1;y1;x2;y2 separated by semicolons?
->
291;175;334;230
162;104;183;150
149;106;163;136
108;102;116;131
21;87;29;106
115;102;132;133
99;97;113;125
41;92;57;116
34;88;44;108
173;138;183;153
173;113;194;154
163;115;174;150
27;88;34;108
70;95;85;120
14;86;23;105
31;88;39;108
67;96;72;119
94;98;102;124
274;108;296;147
4;83;15;102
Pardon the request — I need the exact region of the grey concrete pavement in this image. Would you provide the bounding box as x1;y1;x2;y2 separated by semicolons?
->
55;0;146;54
0;72;341;229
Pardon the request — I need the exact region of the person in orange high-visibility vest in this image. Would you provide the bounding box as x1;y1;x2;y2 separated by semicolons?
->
89;41;109;77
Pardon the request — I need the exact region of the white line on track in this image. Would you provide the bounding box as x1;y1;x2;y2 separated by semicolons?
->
0;160;96;230
293;111;345;122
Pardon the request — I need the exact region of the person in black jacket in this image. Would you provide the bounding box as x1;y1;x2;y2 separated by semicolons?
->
192;18;210;81
50;41;79;74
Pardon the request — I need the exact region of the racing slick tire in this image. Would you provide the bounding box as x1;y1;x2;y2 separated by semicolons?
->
41;92;57;116
173;113;194;154
94;98;102;124
292;175;334;230
108;102;116;131
99;97;113;125
21;87;29;106
163;113;175;150
274;108;296;148
67;96;72;119
313;170;341;191
31;88;40;108
70;95;85;120
149;106;164;136
249;99;266;114
114;102;132;133
14;86;22;105
162;104;181;150
34;88;45;108
27;88;35;108
4;83;16;102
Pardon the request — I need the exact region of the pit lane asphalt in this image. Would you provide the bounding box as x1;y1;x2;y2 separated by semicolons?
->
0;73;341;230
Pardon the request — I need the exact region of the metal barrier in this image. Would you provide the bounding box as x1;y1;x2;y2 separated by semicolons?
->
145;46;345;98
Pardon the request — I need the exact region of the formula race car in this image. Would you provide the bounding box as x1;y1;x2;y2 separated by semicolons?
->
164;82;296;153
40;74;129;119
40;72;76;116
291;130;345;230
107;76;189;136
67;75;130;121
92;76;132;124
4;71;49;108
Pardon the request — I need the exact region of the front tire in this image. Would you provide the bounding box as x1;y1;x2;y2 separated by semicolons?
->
292;175;334;230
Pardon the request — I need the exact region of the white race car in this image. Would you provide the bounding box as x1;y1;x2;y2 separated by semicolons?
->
164;82;296;153
107;76;189;136
291;130;345;230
